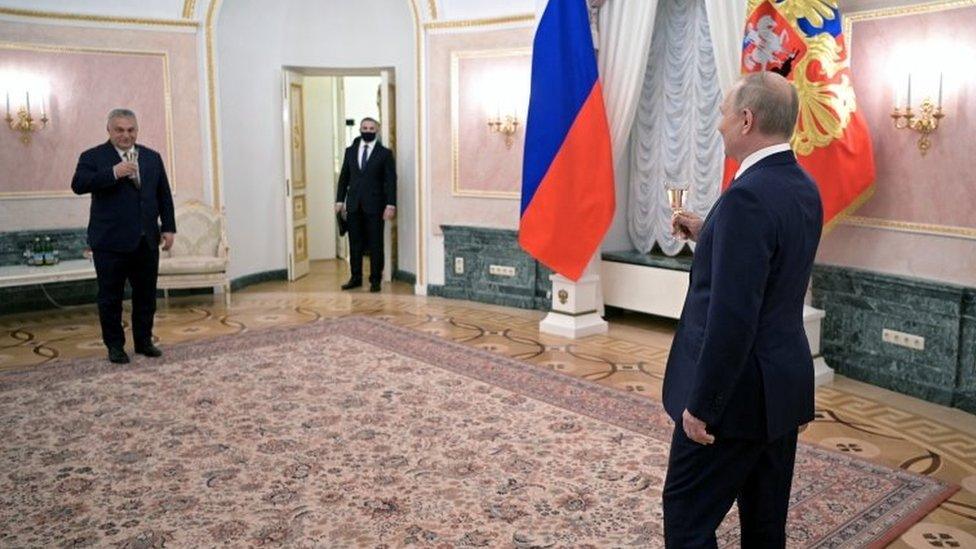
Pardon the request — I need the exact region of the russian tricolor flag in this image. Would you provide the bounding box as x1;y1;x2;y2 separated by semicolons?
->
519;0;615;282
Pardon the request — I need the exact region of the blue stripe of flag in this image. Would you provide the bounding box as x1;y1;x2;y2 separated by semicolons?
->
520;0;600;216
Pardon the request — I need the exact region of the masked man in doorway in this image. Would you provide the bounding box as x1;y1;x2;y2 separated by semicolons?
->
335;117;397;292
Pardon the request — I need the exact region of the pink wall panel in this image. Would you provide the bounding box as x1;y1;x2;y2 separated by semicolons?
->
0;18;205;232
455;52;529;196
0;46;168;195
428;27;534;234
847;6;976;227
817;5;976;287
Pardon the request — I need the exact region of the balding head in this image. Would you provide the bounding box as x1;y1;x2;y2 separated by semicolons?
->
733;72;798;138
718;72;798;161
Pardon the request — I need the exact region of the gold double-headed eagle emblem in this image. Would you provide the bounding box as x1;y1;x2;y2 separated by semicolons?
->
744;0;855;156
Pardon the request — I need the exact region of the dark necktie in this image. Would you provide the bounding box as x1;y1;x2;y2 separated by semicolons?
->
360;144;369;170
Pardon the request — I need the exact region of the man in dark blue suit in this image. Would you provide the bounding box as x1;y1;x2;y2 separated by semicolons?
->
664;72;823;547
71;109;176;364
334;118;397;293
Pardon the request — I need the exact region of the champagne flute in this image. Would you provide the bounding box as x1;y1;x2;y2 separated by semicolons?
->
665;181;689;214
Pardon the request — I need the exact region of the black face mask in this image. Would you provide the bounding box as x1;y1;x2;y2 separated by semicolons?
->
360;131;377;143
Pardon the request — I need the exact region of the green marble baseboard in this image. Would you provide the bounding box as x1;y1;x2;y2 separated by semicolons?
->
812;265;976;415
440;225;551;312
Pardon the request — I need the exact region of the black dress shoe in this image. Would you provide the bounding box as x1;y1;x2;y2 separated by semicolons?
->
369;282;381;293
341;280;362;290
108;347;130;364
134;342;163;358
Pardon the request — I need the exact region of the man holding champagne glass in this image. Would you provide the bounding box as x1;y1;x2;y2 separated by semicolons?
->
71;109;176;365
662;72;823;547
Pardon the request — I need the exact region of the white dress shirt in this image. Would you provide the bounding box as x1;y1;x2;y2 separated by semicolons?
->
734;142;792;180
115;146;136;161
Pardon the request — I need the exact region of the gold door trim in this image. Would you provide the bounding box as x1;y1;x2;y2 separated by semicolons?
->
294;226;309;263
289;83;307;190
293;195;307;223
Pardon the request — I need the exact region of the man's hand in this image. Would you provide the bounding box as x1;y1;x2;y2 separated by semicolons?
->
160;232;175;251
672;211;704;242
113;161;138;180
334;202;345;214
682;409;715;445
383;205;396;221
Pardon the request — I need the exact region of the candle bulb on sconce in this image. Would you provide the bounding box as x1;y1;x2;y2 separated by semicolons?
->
906;73;911;107
5;87;49;145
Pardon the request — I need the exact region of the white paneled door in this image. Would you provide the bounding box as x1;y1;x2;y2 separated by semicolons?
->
283;70;310;281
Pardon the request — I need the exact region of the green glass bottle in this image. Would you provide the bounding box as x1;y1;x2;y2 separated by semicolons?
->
43;236;53;265
32;237;43;266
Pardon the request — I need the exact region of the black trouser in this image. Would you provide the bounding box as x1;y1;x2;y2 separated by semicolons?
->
92;237;159;349
347;208;384;285
662;425;799;548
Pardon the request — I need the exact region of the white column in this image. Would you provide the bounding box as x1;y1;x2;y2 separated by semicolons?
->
539;253;608;338
803;305;834;386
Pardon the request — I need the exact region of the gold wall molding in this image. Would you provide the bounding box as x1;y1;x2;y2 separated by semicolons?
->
425;13;535;31
408;0;426;289
182;0;198;19
844;0;976;50
427;0;438;20
205;0;224;211
450;48;529;200
0;41;177;200
0;6;198;30
841;216;976;241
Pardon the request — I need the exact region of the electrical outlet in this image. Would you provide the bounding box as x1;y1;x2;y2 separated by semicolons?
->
882;328;925;351
454;257;464;275
488;265;516;277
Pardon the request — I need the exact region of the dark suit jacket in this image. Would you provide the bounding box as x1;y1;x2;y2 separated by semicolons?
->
335;139;396;216
71;141;176;253
663;151;823;441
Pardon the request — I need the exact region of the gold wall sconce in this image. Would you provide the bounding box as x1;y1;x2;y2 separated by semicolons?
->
3;71;51;145
891;72;945;156
487;113;520;149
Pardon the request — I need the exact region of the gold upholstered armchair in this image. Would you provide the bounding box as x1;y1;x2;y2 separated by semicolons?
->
157;200;231;306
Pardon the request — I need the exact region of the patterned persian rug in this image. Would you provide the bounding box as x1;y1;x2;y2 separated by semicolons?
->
0;317;955;548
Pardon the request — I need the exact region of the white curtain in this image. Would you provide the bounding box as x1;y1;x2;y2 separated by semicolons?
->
628;0;724;256
703;0;748;95
596;0;659;165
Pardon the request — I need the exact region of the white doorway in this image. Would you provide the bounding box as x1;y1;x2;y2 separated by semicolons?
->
281;68;396;282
